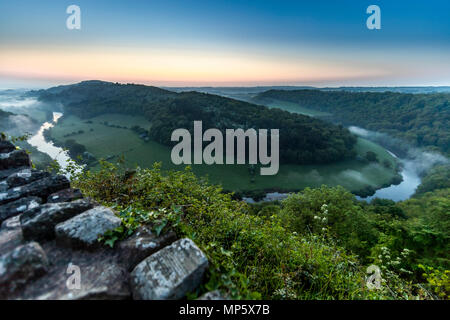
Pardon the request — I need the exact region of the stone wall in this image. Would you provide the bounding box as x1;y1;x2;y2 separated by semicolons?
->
0;140;222;300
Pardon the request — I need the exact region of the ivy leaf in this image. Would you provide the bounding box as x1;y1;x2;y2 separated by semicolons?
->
154;219;168;237
104;236;118;248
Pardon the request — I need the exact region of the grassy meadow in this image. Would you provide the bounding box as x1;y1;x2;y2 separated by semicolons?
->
48;114;399;195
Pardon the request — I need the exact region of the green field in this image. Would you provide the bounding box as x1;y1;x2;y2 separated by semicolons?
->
254;98;331;117
49;114;400;195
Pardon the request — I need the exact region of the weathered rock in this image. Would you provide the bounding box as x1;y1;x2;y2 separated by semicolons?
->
0;166;29;180
1;214;21;231
63;263;130;300
14;242;130;300
198;290;228;300
0;228;23;256
0;180;8;192
33;262;130;300
47;188;83;203
0;140;15;153
0;139;213;300
0;196;42;223
130;238;208;300
21;199;94;241
0;150;31;170
0;242;48;298
6;168;50;188
0;174;70;205
118;225;177;271
55;206;122;249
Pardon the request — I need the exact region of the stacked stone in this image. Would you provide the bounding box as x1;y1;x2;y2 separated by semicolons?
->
0;140;222;300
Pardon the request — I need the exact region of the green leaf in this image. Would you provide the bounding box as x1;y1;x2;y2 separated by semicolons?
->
154;219;168;237
105;237;118;248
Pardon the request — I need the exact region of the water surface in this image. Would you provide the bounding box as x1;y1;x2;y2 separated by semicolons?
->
27;112;77;176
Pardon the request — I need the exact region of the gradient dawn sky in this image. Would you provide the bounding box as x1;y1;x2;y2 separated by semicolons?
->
1;0;449;88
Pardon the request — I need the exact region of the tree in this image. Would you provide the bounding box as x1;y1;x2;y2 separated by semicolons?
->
383;159;392;168
365;151;378;162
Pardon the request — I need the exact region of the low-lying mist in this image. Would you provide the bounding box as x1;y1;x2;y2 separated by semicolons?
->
349;126;448;177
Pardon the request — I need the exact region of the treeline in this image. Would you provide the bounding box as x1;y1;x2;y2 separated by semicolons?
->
42;128;89;161
254;90;450;156
37;81;357;165
414;164;450;196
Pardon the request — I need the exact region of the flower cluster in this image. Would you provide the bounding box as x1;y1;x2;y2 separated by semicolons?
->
313;203;329;233
378;247;412;275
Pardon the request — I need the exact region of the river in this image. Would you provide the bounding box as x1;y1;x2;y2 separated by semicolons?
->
357;158;421;202
27;112;82;178
244;151;424;204
26;114;424;201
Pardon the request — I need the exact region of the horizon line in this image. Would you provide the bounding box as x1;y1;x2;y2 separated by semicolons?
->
2;79;450;91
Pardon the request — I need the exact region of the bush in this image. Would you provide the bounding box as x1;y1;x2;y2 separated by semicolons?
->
64;139;86;158
73;161;385;299
365;151;379;163
279;186;379;262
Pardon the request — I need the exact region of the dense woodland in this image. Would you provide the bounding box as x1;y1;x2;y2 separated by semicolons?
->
414;164;450;196
69;159;449;300
36;81;357;165
254;90;450;156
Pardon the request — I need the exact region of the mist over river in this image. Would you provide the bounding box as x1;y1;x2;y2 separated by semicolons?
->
22;116;443;202
356;157;421;202
246;127;448;203
1;90;446;202
349;126;448;202
244;157;423;204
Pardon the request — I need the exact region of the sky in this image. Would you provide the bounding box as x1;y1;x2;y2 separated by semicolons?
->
0;0;449;88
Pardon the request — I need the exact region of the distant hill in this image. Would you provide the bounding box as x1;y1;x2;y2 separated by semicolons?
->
168;86;450;95
321;87;450;94
166;86;450;105
36;81;357;165
254;89;450;156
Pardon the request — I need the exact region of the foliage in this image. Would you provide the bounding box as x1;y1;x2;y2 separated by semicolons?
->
279;186;378;262
255;90;450;156
73;160;392;300
98;206;183;248
365;151;379;163
398;188;450;269
418;265;450;299
1;132;30;143
37;81;357;165
69;155;448;300
414;164;450;196
64;139;86;158
275;185;449;297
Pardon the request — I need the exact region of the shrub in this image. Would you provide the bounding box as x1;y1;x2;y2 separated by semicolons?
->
73;161;384;299
279;186;379;261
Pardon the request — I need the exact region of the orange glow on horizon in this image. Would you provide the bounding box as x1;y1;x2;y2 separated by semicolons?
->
0;46;389;85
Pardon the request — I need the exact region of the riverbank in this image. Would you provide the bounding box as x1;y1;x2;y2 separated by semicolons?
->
27;112;84;179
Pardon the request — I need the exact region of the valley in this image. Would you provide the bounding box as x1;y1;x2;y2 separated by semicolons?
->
4;83;447;202
44;113;399;198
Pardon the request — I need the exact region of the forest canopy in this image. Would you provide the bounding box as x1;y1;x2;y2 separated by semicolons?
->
36;81;357;165
254;90;450;156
